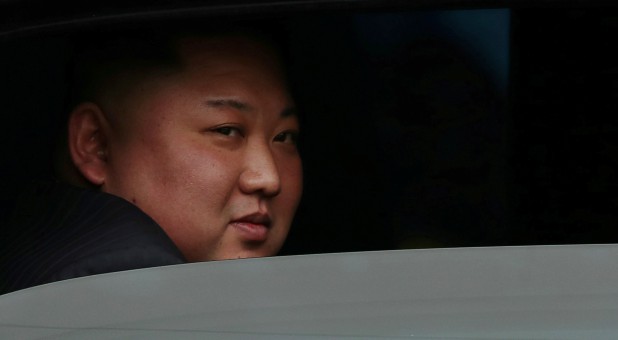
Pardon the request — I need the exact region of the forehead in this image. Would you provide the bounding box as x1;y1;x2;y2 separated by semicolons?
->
114;34;294;127
150;35;293;109
114;34;292;119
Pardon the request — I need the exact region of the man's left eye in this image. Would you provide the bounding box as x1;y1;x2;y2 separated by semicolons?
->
274;131;299;145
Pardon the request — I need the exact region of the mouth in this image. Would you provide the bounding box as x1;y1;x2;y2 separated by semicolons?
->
229;212;271;242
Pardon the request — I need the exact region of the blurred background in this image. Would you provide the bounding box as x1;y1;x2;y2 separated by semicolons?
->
283;7;618;254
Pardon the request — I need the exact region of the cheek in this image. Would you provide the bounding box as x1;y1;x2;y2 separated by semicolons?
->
166;141;240;200
278;156;303;208
114;134;238;212
142;144;244;255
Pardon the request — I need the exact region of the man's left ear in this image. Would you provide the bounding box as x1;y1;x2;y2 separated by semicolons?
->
67;102;111;187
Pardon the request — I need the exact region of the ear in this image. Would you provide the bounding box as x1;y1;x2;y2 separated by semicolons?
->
67;102;111;187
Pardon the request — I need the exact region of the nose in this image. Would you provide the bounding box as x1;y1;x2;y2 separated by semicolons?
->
239;141;281;197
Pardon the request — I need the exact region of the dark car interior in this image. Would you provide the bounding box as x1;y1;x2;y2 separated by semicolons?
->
1;0;617;260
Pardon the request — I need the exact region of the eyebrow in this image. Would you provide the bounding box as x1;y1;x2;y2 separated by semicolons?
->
205;99;249;111
204;98;298;118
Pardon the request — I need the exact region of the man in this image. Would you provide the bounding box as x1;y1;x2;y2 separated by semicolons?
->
1;26;303;293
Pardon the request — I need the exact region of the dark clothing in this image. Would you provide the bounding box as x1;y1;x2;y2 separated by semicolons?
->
1;181;185;294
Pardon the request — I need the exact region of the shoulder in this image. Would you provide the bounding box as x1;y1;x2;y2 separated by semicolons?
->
1;181;185;294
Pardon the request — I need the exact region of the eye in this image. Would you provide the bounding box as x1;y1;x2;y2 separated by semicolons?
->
212;126;243;137
274;130;299;145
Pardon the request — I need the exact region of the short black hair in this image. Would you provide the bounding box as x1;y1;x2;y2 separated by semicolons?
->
67;21;288;110
67;31;180;110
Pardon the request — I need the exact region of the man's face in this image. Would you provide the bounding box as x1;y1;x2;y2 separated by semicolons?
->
100;36;302;261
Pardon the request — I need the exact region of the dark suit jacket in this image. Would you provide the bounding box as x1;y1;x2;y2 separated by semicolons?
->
1;181;185;294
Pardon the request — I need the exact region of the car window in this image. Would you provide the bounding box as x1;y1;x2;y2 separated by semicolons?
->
1;1;617;270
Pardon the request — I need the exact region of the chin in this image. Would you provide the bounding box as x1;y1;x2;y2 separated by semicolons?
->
233;250;272;260
230;246;280;260
200;247;275;262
